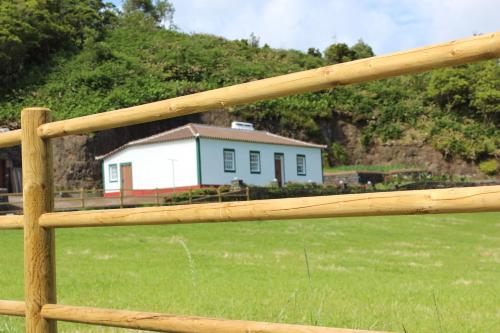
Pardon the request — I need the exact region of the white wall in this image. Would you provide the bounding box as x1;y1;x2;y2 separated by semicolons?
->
102;139;198;192
199;138;323;186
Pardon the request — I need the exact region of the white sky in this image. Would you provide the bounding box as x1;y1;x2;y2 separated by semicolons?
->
112;0;500;55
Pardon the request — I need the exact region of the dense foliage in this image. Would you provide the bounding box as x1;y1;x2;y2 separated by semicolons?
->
0;1;498;165
0;0;117;88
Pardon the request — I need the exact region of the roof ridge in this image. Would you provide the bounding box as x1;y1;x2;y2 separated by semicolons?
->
192;123;263;133
186;123;198;136
265;131;325;148
128;125;190;146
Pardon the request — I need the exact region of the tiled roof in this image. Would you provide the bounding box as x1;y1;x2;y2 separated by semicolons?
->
96;123;326;160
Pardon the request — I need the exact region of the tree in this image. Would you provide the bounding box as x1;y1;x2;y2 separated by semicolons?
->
324;43;354;64
307;48;322;58
324;40;374;65
123;0;174;27
0;0;117;88
351;39;374;59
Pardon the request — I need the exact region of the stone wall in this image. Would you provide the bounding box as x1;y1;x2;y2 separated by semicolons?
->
324;169;429;186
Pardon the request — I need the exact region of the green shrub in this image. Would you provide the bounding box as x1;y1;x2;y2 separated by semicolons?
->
360;130;374;148
247;182;374;200
479;159;498;175
330;142;349;165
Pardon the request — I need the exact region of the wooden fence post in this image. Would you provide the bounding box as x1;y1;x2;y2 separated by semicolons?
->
119;187;124;208
21;107;57;333
188;189;192;204
217;187;222;203
155;188;160;206
246;187;250;201
80;188;85;209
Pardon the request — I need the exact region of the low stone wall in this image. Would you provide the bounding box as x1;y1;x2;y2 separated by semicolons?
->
324;169;429;186
324;172;359;185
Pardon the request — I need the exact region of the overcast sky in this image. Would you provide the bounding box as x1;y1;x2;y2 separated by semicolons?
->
111;0;499;55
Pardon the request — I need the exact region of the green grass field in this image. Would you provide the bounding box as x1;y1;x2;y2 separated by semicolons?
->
1;213;499;333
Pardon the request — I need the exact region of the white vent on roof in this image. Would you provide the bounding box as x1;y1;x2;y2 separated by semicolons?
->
231;121;254;130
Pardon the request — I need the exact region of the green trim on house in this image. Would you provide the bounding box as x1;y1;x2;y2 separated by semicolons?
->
249;150;261;174
296;154;306;176
223;148;236;173
196;137;202;185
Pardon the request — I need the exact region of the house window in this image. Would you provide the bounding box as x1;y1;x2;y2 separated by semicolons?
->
223;149;236;172
109;164;118;182
249;151;261;174
296;155;306;175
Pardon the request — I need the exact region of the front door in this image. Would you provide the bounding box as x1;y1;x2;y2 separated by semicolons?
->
120;163;133;196
274;153;284;186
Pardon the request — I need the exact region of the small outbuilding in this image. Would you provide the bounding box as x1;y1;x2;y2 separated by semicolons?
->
97;122;325;196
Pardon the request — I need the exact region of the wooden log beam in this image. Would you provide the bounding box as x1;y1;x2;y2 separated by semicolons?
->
0;129;22;149
38;32;500;139
0;300;25;317
41;304;391;333
39;186;500;228
0;215;24;230
21;108;57;333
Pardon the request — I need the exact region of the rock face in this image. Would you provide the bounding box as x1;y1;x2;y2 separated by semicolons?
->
52;135;100;189
332;121;481;178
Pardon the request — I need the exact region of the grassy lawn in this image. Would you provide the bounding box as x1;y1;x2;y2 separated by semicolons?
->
324;164;419;173
1;213;499;332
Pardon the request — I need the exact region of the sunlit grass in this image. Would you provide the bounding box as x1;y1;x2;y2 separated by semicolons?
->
1;213;499;332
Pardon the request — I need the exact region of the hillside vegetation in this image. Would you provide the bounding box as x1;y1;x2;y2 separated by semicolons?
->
0;0;498;167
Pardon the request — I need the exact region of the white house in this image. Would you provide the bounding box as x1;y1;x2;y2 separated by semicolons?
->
97;122;325;196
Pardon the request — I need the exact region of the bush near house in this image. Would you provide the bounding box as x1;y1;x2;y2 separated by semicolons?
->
247;183;372;200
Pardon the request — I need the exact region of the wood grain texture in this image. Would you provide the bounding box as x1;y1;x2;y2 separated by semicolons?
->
21;108;57;333
39;185;500;228
41;304;391;333
0;129;22;148
0;215;24;229
37;32;500;138
0;300;25;317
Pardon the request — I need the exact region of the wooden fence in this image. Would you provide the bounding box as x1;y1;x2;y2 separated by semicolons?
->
0;187;250;213
0;32;499;333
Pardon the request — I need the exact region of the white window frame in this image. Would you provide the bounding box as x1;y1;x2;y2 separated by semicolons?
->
109;164;118;182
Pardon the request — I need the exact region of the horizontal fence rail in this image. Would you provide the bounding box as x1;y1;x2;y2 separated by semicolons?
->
40;304;389;333
0;129;22;148
0;300;25;317
38;186;500;228
0;215;24;229
37;32;500;139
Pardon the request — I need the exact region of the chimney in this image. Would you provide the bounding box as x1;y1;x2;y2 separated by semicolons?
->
231;121;254;130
